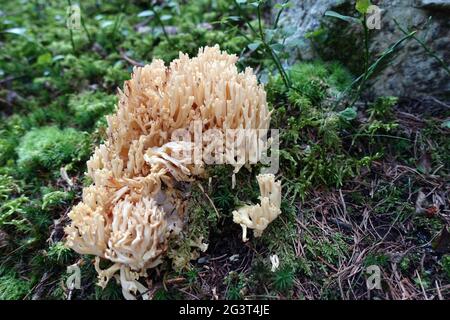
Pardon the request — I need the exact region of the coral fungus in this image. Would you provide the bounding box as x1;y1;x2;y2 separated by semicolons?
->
65;45;277;299
232;174;282;242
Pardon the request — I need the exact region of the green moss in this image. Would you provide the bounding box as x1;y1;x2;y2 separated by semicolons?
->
94;280;123;300
0;197;33;237
0;174;17;200
68;91;117;129
45;242;74;266
368;96;398;119
41;191;73;211
60;54;109;85
273;266;295;293
152;28;248;63
16;126;91;174
287;61;352;106
224;271;246;300
0;268;31;300
307;2;365;75
441;255;450;280
0;116;27;165
0;0;447;301
104;62;131;88
167;185;218;271
0;137;15;165
364;253;389;268
0;195;51;251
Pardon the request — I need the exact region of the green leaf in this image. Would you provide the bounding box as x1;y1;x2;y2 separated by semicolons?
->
100;20;114;28
37;52;52;65
275;1;292;10
225;15;240;22
356;0;371;14
52;55;65;62
137;10;154;18
248;41;261;51
160;14;173;21
3;27;26;35
270;43;284;53
280;150;296;164
281;25;296;38
285;38;304;49
264;29;276;42
339;107;357;121
324;11;360;24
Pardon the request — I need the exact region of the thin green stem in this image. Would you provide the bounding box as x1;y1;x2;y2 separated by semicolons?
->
273;1;289;29
257;3;290;88
111;2;128;44
151;6;173;47
268;45;290;88
233;0;258;36
348;28;416;108
67;0;76;53
232;0;291;89
257;3;264;39
394;18;450;75
349;15;370;108
223;22;253;43
363;14;369;75
80;13;92;44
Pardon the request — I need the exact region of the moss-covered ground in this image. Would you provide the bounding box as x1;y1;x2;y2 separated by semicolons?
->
0;0;448;299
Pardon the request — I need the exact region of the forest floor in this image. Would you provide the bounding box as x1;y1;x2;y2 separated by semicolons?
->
0;1;449;300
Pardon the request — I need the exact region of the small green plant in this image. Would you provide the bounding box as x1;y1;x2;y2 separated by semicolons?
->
226;0;293;89
46;242;73;265
185;267;199;286
0;175;18;200
368;96;398;120
400;255;413;273
224;271;246;300
364;253;389;268
42;191;73;211
273;266;295;293
394;18;450;76
440;255;450;281
0;197;34;237
325;0;417;106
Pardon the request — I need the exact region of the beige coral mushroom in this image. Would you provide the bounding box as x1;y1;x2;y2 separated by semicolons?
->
233;174;282;242
64;45;271;299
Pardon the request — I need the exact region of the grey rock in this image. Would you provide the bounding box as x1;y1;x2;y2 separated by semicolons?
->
414;0;450;9
275;0;450;99
277;0;346;60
